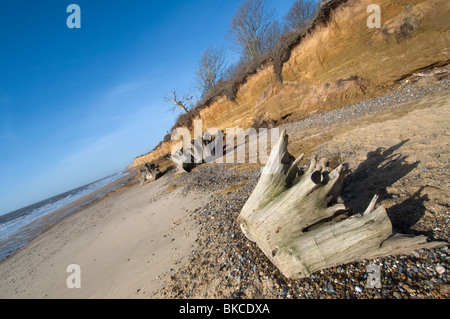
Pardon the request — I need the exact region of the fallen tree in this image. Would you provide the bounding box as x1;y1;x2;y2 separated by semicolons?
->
138;162;162;184
238;130;447;279
170;137;205;173
170;132;223;173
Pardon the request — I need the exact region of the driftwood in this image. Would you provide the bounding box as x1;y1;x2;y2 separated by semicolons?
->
238;130;447;279
138;162;162;184
171;137;204;173
170;132;222;173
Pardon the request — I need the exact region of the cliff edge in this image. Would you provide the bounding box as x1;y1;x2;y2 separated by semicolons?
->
130;0;450;169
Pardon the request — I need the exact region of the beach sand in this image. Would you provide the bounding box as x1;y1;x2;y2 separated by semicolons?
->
158;79;450;299
0;173;209;298
0;77;448;299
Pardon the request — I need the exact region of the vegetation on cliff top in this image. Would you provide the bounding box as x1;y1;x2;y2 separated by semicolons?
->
162;0;338;140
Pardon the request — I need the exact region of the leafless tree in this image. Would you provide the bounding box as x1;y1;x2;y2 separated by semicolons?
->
284;0;318;31
228;0;281;61
265;20;282;51
194;46;227;96
163;90;193;114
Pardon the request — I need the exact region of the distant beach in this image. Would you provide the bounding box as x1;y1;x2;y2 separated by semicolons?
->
0;171;136;261
0;168;208;298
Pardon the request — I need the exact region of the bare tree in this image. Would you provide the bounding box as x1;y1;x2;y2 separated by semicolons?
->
228;0;281;61
163;90;193;114
264;19;282;52
284;0;318;31
194;46;227;96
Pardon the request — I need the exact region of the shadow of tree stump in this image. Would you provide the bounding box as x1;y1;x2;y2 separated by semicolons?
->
341;139;436;236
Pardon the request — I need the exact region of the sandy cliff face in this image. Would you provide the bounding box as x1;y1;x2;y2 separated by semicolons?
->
130;0;450;168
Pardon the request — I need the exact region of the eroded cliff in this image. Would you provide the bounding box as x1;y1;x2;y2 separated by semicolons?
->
130;0;450;168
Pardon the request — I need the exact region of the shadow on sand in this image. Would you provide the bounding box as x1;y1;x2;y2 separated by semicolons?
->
341;139;433;235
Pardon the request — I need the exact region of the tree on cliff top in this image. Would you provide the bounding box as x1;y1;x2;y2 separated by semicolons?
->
284;0;318;31
194;46;227;97
163;90;193;114
228;0;281;61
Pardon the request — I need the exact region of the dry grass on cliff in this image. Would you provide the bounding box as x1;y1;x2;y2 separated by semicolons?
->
169;0;348;134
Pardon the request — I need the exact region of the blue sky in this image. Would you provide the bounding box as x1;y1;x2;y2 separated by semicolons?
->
0;0;297;215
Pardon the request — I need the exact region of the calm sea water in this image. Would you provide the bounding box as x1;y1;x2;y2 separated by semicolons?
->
0;171;130;261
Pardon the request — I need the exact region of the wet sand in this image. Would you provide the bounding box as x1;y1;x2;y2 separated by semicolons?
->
0;171;137;261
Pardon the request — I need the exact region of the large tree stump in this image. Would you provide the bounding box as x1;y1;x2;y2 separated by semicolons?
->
170;134;219;173
170;138;203;173
238;130;447;279
138;162;162;184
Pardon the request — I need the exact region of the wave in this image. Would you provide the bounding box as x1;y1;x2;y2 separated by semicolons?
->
0;171;130;261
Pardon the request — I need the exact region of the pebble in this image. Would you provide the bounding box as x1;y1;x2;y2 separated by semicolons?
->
436;264;445;275
157;77;450;299
328;283;335;293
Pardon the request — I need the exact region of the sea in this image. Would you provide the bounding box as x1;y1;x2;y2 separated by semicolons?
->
0;171;131;262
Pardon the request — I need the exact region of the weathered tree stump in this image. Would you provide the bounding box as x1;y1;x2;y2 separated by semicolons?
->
138;162;162;184
170;138;202;173
238;130;447;279
170;135;219;173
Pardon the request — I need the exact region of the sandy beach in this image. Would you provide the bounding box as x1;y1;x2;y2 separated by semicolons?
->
0;172;209;298
2;0;450;304
0;77;449;299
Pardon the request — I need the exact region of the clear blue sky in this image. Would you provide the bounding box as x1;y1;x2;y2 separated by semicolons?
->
0;0;297;215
